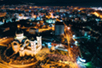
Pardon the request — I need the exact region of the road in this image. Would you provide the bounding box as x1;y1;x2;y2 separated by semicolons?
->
0;63;13;68
84;26;101;35
0;37;14;47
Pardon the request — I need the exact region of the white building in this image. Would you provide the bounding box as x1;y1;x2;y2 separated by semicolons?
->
11;29;42;57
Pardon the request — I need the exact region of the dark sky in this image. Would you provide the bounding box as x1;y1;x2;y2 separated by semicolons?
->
25;0;102;7
0;0;102;7
23;0;101;3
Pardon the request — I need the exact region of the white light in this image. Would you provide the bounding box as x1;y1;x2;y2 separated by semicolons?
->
79;58;86;63
75;41;78;46
16;36;24;39
23;44;26;47
73;35;76;38
67;27;70;30
77;56;86;64
48;43;51;46
49;20;52;23
77;60;81;64
75;41;78;43
60;20;63;22
21;47;24;50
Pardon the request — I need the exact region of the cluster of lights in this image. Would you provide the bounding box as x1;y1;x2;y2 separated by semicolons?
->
77;56;86;64
46;19;56;24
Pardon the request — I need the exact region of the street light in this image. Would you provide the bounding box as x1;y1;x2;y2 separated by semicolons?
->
17;24;21;29
75;41;78;46
67;27;70;30
73;35;76;38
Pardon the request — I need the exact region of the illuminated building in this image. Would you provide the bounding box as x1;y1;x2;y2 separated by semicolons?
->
46;18;56;24
60;9;66;12
55;21;64;35
11;26;42;57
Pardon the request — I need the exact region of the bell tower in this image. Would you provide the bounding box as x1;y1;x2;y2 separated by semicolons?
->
36;33;42;48
30;37;36;51
15;24;24;42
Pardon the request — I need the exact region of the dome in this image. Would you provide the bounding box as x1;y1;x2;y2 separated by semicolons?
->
15;29;23;34
15;29;24;39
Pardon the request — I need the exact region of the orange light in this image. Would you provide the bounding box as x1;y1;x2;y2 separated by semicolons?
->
17;24;21;28
29;6;32;9
92;12;102;18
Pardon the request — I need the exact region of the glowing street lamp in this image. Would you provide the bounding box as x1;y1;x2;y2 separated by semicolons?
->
67;27;70;30
17;24;21;29
77;56;86;64
73;35;76;38
75;41;78;46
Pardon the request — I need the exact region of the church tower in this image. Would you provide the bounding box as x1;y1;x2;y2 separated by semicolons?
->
30;37;36;52
36;33;42;48
15;24;24;42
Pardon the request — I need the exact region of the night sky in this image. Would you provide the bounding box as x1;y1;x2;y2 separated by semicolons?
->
21;0;101;3
0;0;102;7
